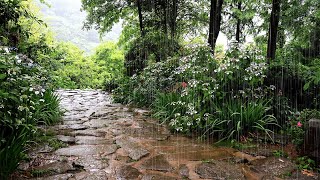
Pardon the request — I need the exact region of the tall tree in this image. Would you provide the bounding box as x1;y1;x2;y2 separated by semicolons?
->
235;0;241;42
208;0;224;54
267;0;281;61
137;0;145;36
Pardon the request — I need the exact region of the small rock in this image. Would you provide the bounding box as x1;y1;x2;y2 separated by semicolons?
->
179;164;189;178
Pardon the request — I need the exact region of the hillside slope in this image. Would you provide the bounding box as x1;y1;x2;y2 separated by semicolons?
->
38;0;122;53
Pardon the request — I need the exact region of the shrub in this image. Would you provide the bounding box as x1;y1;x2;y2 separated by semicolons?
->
286;109;320;148
210;99;278;140
33;90;62;125
114;44;279;140
0;50;61;179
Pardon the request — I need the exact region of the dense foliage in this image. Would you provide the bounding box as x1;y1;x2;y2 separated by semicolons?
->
52;42;123;89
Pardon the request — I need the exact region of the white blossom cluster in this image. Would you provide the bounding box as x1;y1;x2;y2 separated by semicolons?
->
244;62;267;81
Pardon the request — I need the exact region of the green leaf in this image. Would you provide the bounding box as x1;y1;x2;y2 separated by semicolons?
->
303;82;310;91
0;74;6;80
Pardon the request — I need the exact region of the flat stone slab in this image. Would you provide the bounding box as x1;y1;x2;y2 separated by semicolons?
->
116;137;149;160
83;119;111;128
30;173;74;180
32;161;74;174
249;157;296;177
63;120;85;125
55;144;117;156
72;170;109;180
75;136;113;145
75;156;109;170
58;124;89;130
71;129;105;137
116;165;142;179
56;135;76;144
195;161;245;179
141;173;178;180
141;154;173;172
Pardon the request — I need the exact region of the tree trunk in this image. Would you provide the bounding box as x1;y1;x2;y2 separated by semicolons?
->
137;0;145;36
267;0;281;62
162;0;168;35
208;0;224;55
235;1;241;42
170;0;178;39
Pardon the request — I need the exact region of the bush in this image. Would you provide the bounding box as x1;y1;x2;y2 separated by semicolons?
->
286;109;320;148
114;44;279;140
33;90;62;125
0;50;61;179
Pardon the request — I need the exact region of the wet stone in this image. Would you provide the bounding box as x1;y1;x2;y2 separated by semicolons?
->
30;173;74;180
116;137;149;161
63;120;85;125
75;136;114;145
32;161;74;175
233;151;266;162
71;129;105;137
89;111;111;118
115;155;131;162
141;154;173;172
63;115;86;121
55;144;117;156
249;157;296;177
35;144;55;153
141;173;178;180
72;170;109;180
74;156;109;170
116;165;142;179
58;124;89;131
56;135;76;144
83;119;111;128
195;161;245;179
179;164;189;178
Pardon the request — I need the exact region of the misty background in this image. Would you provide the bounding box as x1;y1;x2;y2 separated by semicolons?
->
37;0;122;53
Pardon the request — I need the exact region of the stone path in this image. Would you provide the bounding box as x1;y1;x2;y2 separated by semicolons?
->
14;90;319;179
